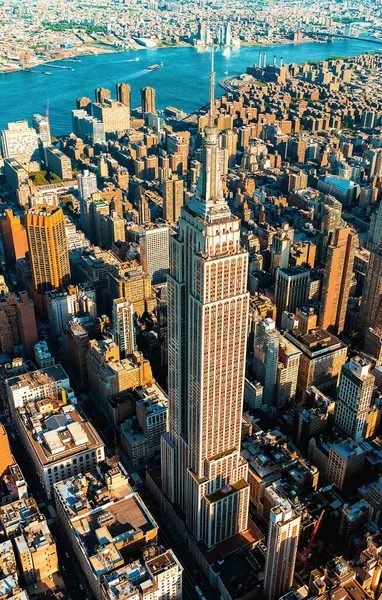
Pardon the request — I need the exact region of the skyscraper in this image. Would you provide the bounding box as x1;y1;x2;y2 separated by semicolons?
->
359;243;382;335
0;291;38;358
140;223;170;285
78;170;98;237
253;318;280;407
0;424;13;476
95;87;111;103
270;227;291;273
116;82;131;108
276;336;301;409
1;120;40;169
161;48;250;549
264;499;301;600
317;195;342;263
141;87;156;115
319;227;357;334
113;298;136;358
335;356;375;443
163;176;184;223
78;170;98;201
274;266;310;321
25;208;70;294
0;209;28;266
221;129;238;169
32;113;51;157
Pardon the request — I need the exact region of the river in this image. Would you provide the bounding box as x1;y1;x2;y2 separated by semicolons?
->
1;39;381;135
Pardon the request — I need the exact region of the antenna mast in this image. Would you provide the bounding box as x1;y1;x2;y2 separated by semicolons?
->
209;43;215;127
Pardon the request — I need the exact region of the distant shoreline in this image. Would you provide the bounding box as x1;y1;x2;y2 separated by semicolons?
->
2;32;382;76
0;37;336;76
0;41;195;76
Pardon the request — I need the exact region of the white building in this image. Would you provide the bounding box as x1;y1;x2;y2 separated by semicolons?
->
139;224;169;285
77;170;98;200
46;284;96;338
10;396;104;498
1;121;40;169
6;364;70;411
113;298;136;358
102;548;183;600
264;498;301;600
65;219;91;251
335;356;375;443
32;113;51;149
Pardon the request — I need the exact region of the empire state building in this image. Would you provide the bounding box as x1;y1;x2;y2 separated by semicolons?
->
161;49;250;548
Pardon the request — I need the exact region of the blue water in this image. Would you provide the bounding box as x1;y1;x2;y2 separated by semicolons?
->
1;39;380;135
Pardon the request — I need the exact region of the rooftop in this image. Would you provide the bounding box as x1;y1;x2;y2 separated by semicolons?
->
6;364;69;393
102;547;181;600
0;498;44;537
206;479;248;504
13;395;103;466
67;490;158;577
286;327;345;357
54;460;131;518
331;439;365;459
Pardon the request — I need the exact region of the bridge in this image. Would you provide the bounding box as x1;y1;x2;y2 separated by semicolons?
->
301;30;382;45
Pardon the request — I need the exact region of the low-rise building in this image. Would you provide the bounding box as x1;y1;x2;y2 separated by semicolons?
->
120;384;168;466
33;341;55;369
54;460;158;599
6;364;70;412
0;540;17;580
87;340;153;417
101;546;182;600
7;371;104;496
0;498;58;584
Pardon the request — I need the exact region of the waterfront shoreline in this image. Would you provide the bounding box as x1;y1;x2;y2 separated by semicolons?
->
1;38;381;135
0;40;197;76
0;37;340;76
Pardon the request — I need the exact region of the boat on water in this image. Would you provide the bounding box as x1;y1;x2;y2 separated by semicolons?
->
224;71;228;75
27;69;52;75
147;61;164;71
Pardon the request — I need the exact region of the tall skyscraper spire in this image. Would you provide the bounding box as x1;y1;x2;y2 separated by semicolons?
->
209;43;215;128
188;45;230;220
161;51;250;549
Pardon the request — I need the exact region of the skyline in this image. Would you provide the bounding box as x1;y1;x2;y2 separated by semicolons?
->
0;3;382;600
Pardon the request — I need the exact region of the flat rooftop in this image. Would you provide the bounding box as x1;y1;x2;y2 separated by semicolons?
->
73;493;156;554
286;327;346;357
6;364;69;392
15;398;103;466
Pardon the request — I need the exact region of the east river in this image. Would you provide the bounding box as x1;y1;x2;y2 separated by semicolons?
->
1;38;381;135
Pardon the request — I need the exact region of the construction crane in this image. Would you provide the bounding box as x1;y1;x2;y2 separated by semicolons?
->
301;509;325;575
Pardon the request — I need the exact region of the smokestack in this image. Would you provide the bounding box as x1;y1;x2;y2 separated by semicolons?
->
280;57;284;67
258;52;262;68
273;54;276;66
